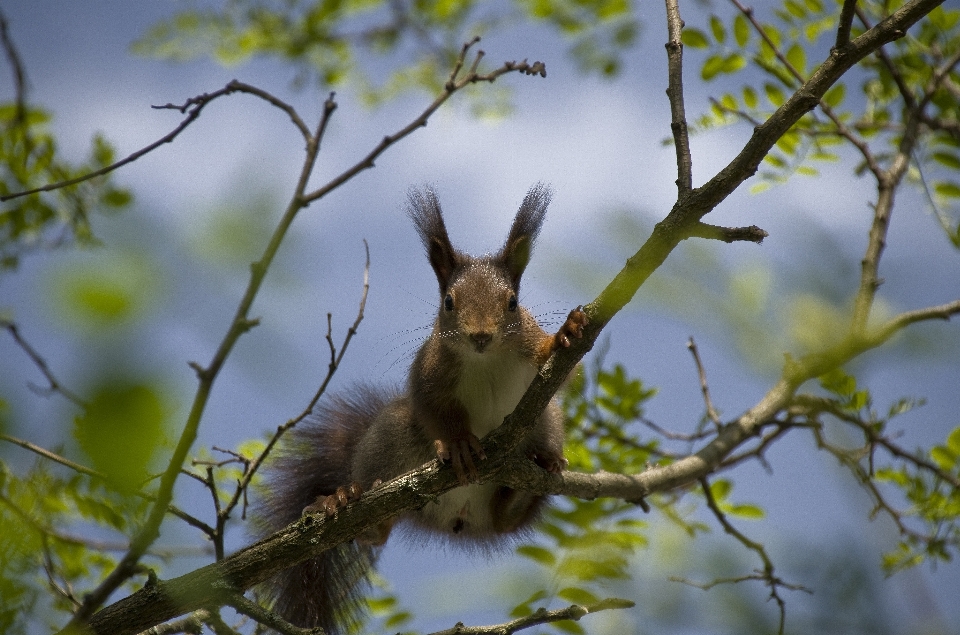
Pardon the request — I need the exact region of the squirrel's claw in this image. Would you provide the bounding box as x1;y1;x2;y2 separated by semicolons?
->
303;482;363;517
532;451;568;474
554;306;589;349
435;435;486;484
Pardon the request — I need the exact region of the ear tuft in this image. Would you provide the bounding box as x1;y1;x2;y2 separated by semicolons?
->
407;186;460;288
501;183;552;286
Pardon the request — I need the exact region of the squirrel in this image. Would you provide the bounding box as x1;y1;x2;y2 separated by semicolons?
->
254;184;589;634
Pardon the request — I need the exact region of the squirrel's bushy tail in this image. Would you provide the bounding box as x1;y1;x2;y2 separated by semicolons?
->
254;384;397;634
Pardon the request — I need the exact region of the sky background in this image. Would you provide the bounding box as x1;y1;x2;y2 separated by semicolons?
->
1;0;959;633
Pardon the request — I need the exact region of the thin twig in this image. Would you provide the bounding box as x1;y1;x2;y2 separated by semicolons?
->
300;43;547;206
686;337;723;430
0;433;216;537
427;598;635;635
699;477;811;634
855;7;917;109
2;319;87;407
686;222;768;244
0;7;30;144
219;239;371;525
1;80;310;202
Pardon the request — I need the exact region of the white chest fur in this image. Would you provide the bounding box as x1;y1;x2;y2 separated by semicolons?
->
418;348;538;536
455;348;538;437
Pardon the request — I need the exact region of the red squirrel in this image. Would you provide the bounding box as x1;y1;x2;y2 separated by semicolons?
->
255;184;588;633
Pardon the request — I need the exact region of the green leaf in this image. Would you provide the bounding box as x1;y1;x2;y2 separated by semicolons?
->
383;611;412;628
934;181;960;198
517;545;557;566
722;53;746;74
932;152;960;170
729;504;766;519
682;28;709;49
733;14;750;47
930;446;957;471
743;85;758;109
764;83;785;106
702;54;725;80
709;15;726;43
784;0;807;19
947;426;960;455
823;83;845;108
73;383;169;491
785;43;806;75
554;620;586;635
709;479;731;501
558;587;600;605
819;368;856;397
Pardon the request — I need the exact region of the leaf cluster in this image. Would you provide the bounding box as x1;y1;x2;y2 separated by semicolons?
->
812;368;960;574
680;0;960;231
0;461;149;634
0;104;132;270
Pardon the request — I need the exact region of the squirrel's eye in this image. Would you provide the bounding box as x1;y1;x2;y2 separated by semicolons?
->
444;294;454;311
508;294;518;312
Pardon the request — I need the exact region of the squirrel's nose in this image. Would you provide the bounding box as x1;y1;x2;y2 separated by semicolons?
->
470;332;492;352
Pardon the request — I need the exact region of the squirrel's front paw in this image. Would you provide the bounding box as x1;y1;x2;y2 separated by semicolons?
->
303;482;363;517
554;306;589;349
435;435;486;485
531;450;568;474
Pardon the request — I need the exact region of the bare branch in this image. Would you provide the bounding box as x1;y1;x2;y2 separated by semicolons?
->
1;80;310;202
227;594;316;635
219;239;371;526
428;599;635;635
300;43;547;206
686;337;723;430
686;222;768;244
0;7;29;137
664;0;693;194
835;0;860;50
2;319;86;407
699;477;811;634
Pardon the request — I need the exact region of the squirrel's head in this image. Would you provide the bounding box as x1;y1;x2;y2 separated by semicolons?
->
407;184;552;355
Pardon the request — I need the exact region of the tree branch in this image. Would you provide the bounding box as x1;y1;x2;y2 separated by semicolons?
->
664;0;693;194
428;598;635;635
0;80;310;202
299;41;547;206
835;0;860;50
698;477;811;635
2;319;86;407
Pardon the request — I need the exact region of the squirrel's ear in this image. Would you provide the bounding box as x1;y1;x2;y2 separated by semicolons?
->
408;186;459;288
501;183;552;286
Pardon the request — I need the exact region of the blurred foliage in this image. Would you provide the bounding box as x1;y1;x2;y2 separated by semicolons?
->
132;0;640;110
45;250;163;334
0;104;132;271
0;460;149;634
73;383;171;491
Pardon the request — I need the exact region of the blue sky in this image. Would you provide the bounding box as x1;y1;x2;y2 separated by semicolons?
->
2;1;959;633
